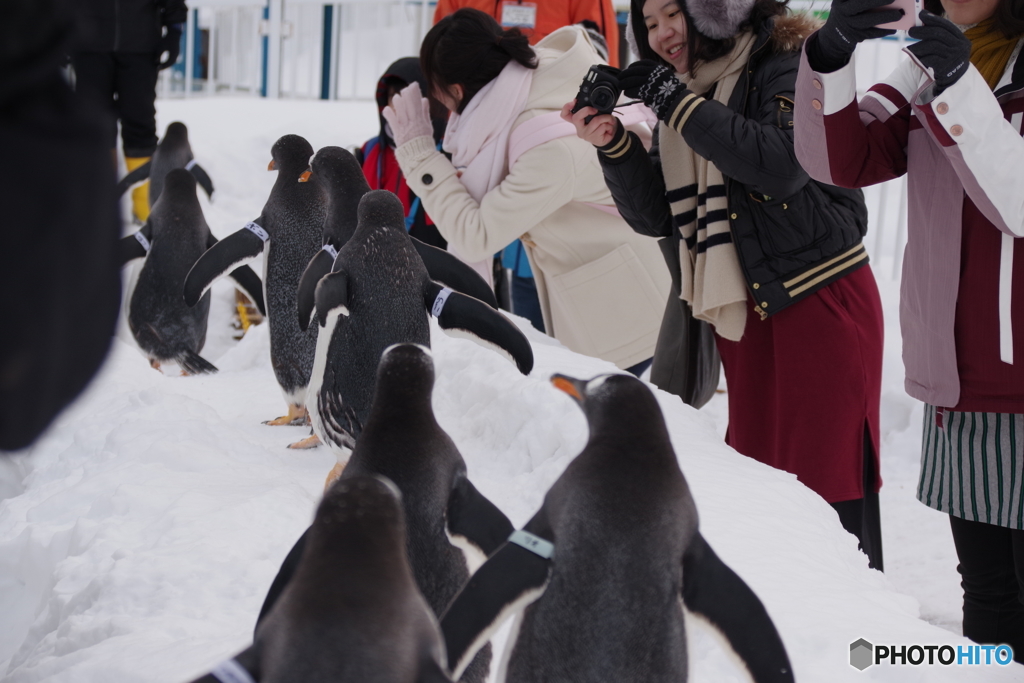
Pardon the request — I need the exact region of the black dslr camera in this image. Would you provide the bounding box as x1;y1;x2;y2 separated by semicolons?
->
571;64;621;121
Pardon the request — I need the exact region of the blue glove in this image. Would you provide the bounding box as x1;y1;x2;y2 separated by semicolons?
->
908;11;972;94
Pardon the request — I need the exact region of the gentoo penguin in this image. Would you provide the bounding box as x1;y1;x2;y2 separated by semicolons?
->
183;135;327;434
299;190;532;483
117;121;214;205
118;169;264;374
440;373;795;683
294;147;497;333
187;476;454;683
256;344;515;683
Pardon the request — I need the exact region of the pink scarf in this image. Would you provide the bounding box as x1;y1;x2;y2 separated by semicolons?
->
441;61;535;284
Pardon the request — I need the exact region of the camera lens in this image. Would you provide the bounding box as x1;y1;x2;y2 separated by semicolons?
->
590;85;616;112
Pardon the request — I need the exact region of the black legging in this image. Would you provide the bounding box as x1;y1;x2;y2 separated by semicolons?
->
949;515;1024;662
830;426;884;571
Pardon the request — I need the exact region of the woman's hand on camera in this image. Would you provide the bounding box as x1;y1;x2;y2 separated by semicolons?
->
561;101;619;147
382;82;434;148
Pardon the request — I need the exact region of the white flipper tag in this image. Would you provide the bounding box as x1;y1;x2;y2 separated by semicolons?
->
244;221;269;242
508;530;554;559
134;231;151;252
323;243;338;260
210;659;256;683
184;159;198;171
431;287;454;317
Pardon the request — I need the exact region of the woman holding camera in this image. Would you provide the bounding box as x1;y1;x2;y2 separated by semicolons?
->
383;8;670;374
795;0;1024;657
564;0;885;566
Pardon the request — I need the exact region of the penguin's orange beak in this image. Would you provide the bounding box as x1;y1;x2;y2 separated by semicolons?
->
268;159;277;171
551;374;584;402
299;170;312;183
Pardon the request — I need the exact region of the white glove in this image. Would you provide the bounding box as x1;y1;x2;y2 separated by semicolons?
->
382;82;434;148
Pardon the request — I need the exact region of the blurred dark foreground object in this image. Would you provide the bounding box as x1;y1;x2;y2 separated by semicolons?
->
0;0;121;451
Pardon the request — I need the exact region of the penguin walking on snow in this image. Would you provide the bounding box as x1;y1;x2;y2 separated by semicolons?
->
298;190;533;485
184;135;326;439
187;476;454;683
119;169;264;374
256;344;516;683
295;147;499;335
440;373;795;683
117;121;215;206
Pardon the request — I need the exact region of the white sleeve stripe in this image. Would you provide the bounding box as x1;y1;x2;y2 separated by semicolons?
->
1013;112;1023;134
818;61;858;116
864;91;900;117
210;659;256;683
1000;233;1014;365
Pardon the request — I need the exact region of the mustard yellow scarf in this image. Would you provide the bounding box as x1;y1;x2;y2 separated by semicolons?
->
965;19;1021;89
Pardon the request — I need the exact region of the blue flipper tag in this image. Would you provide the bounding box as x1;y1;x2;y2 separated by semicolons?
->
323;243;338;260
210;659;256;683
134;231;151;253
184;159;198;171
508;530;555;559
243;221;269;242
431;287;454;317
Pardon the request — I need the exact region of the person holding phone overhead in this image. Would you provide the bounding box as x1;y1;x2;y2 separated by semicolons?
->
563;0;886;568
794;0;1024;660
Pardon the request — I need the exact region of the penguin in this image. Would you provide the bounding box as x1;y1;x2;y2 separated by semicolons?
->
255;344;517;683
183;135;327;435
294;146;498;334
298;190;533;484
439;373;795;683
186;476;454;683
117;121;214;205
118;169;265;374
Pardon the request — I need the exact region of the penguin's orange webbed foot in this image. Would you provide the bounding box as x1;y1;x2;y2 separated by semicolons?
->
288;433;321;450
324;460;349;492
263;404;308;426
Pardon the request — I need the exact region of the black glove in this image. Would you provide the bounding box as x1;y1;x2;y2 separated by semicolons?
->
156;25;182;70
619;59;694;124
908;11;972;94
809;0;900;72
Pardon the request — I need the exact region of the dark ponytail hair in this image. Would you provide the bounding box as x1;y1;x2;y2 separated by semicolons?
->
629;0;787;76
923;0;1024;38
420;8;538;114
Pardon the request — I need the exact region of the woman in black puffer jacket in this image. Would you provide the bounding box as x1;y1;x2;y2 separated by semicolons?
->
563;0;886;569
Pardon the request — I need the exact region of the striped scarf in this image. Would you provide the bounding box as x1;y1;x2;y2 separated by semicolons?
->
659;31;756;341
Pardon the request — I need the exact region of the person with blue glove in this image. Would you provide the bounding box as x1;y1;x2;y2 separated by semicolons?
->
795;0;1024;660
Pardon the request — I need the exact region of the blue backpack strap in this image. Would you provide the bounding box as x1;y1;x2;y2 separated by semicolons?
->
403;142;442;232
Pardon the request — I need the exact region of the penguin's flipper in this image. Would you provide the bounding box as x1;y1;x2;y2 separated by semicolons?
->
177;349;219;375
188;163;215;200
184;225;266;308
115;160;152;197
424;281;533;376
187;648;260;683
417;658;454;683
681;532;794;683
314;269;350;328
118;222;153;266
447;474;514;557
228;265;267;316
297;249;335;330
440;530;553;680
412;237;499;309
255;527;309;634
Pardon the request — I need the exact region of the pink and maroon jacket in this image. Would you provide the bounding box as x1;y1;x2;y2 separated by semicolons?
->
793;37;1024;412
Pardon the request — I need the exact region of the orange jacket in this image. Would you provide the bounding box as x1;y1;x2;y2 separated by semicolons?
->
433;0;619;67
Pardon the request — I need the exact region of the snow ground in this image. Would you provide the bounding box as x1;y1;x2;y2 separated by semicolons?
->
0;97;1020;682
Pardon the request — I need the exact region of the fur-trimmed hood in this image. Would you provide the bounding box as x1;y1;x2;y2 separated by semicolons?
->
626;7;820;63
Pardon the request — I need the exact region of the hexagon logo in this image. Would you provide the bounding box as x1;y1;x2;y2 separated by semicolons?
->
850;639;874;671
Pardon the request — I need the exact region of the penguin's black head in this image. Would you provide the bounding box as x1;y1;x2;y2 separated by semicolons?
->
314;475;406;544
163;121;188;142
306;146;368;190
356;190;407;234
369;344;435;413
161;167;198;196
551;373;670;444
268;134;314;173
